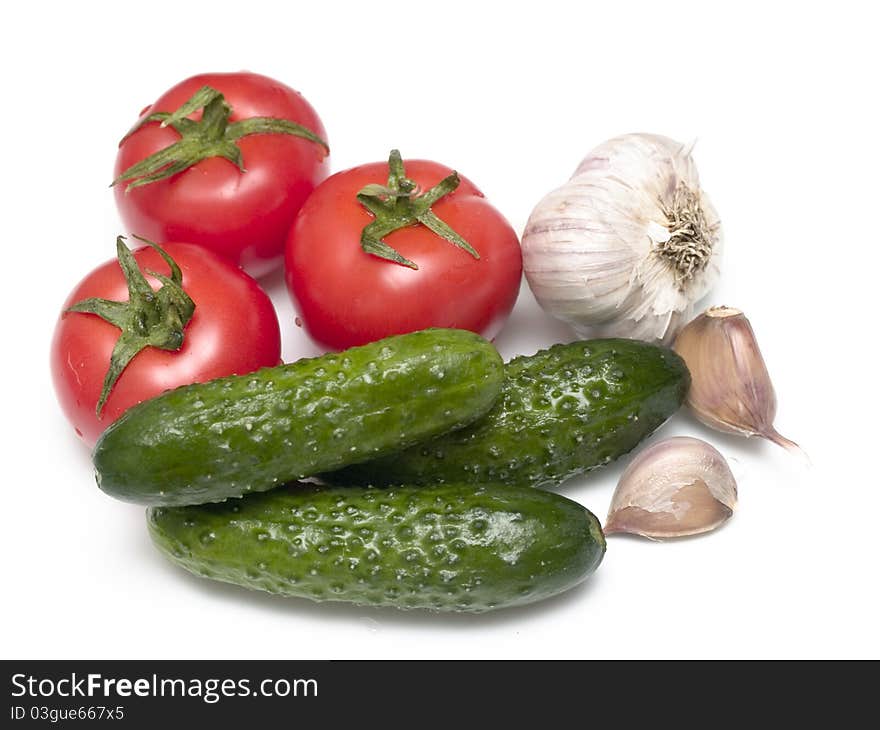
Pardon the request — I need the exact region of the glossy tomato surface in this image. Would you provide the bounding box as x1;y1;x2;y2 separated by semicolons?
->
114;72;329;278
51;243;281;446
285;158;522;349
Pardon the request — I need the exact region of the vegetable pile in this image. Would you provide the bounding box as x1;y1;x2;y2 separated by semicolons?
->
51;71;799;613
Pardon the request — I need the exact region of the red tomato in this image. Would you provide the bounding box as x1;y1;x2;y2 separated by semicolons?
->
285;154;522;349
51;242;281;447
114;72;329;278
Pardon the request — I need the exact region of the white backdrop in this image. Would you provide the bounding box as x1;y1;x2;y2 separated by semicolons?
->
2;0;877;659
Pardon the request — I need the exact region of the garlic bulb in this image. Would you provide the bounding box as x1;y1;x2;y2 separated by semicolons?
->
673;306;799;452
605;437;737;539
522;133;723;344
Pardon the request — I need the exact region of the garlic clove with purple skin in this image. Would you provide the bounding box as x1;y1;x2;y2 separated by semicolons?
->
673;306;800;452
605;437;737;540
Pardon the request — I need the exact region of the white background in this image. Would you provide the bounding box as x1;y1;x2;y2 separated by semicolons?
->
2;1;877;659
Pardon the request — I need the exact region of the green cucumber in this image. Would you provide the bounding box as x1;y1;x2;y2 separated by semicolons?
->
147;482;605;612
94;329;504;506
326;339;689;489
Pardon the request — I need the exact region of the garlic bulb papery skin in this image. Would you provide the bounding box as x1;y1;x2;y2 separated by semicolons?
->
522;133;723;344
605;437;737;540
673;306;800;453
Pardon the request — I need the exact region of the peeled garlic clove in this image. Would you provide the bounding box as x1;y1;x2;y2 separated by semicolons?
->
673;306;800;452
605;437;737;539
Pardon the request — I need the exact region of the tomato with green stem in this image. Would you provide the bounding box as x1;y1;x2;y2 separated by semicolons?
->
285;150;523;349
113;72;329;278
51;237;281;447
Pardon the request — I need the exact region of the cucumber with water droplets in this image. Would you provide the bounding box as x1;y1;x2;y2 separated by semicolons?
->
93;328;504;506
147;481;605;612
326;339;689;489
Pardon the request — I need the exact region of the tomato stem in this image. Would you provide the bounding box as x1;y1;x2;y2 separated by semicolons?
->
356;149;480;269
67;237;195;416
112;86;328;191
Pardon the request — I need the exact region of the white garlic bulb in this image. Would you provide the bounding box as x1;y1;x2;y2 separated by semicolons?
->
522;133;723;344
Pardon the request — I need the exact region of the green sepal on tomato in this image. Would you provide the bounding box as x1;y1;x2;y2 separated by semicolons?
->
284;150;523;350
51;238;281;447
113;72;329;278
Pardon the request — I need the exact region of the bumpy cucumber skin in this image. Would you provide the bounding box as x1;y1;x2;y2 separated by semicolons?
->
147;482;605;613
94;329;503;506
328;339;689;489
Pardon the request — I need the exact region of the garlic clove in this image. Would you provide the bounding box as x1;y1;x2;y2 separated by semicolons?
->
673;306;800;453
605;437;737;540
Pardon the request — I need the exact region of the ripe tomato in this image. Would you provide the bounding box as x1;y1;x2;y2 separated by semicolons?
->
114;72;329;278
51;241;281;447
285;151;522;349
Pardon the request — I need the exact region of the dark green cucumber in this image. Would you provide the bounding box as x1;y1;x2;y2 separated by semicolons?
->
147;482;605;612
94;329;503;506
327;339;689;489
